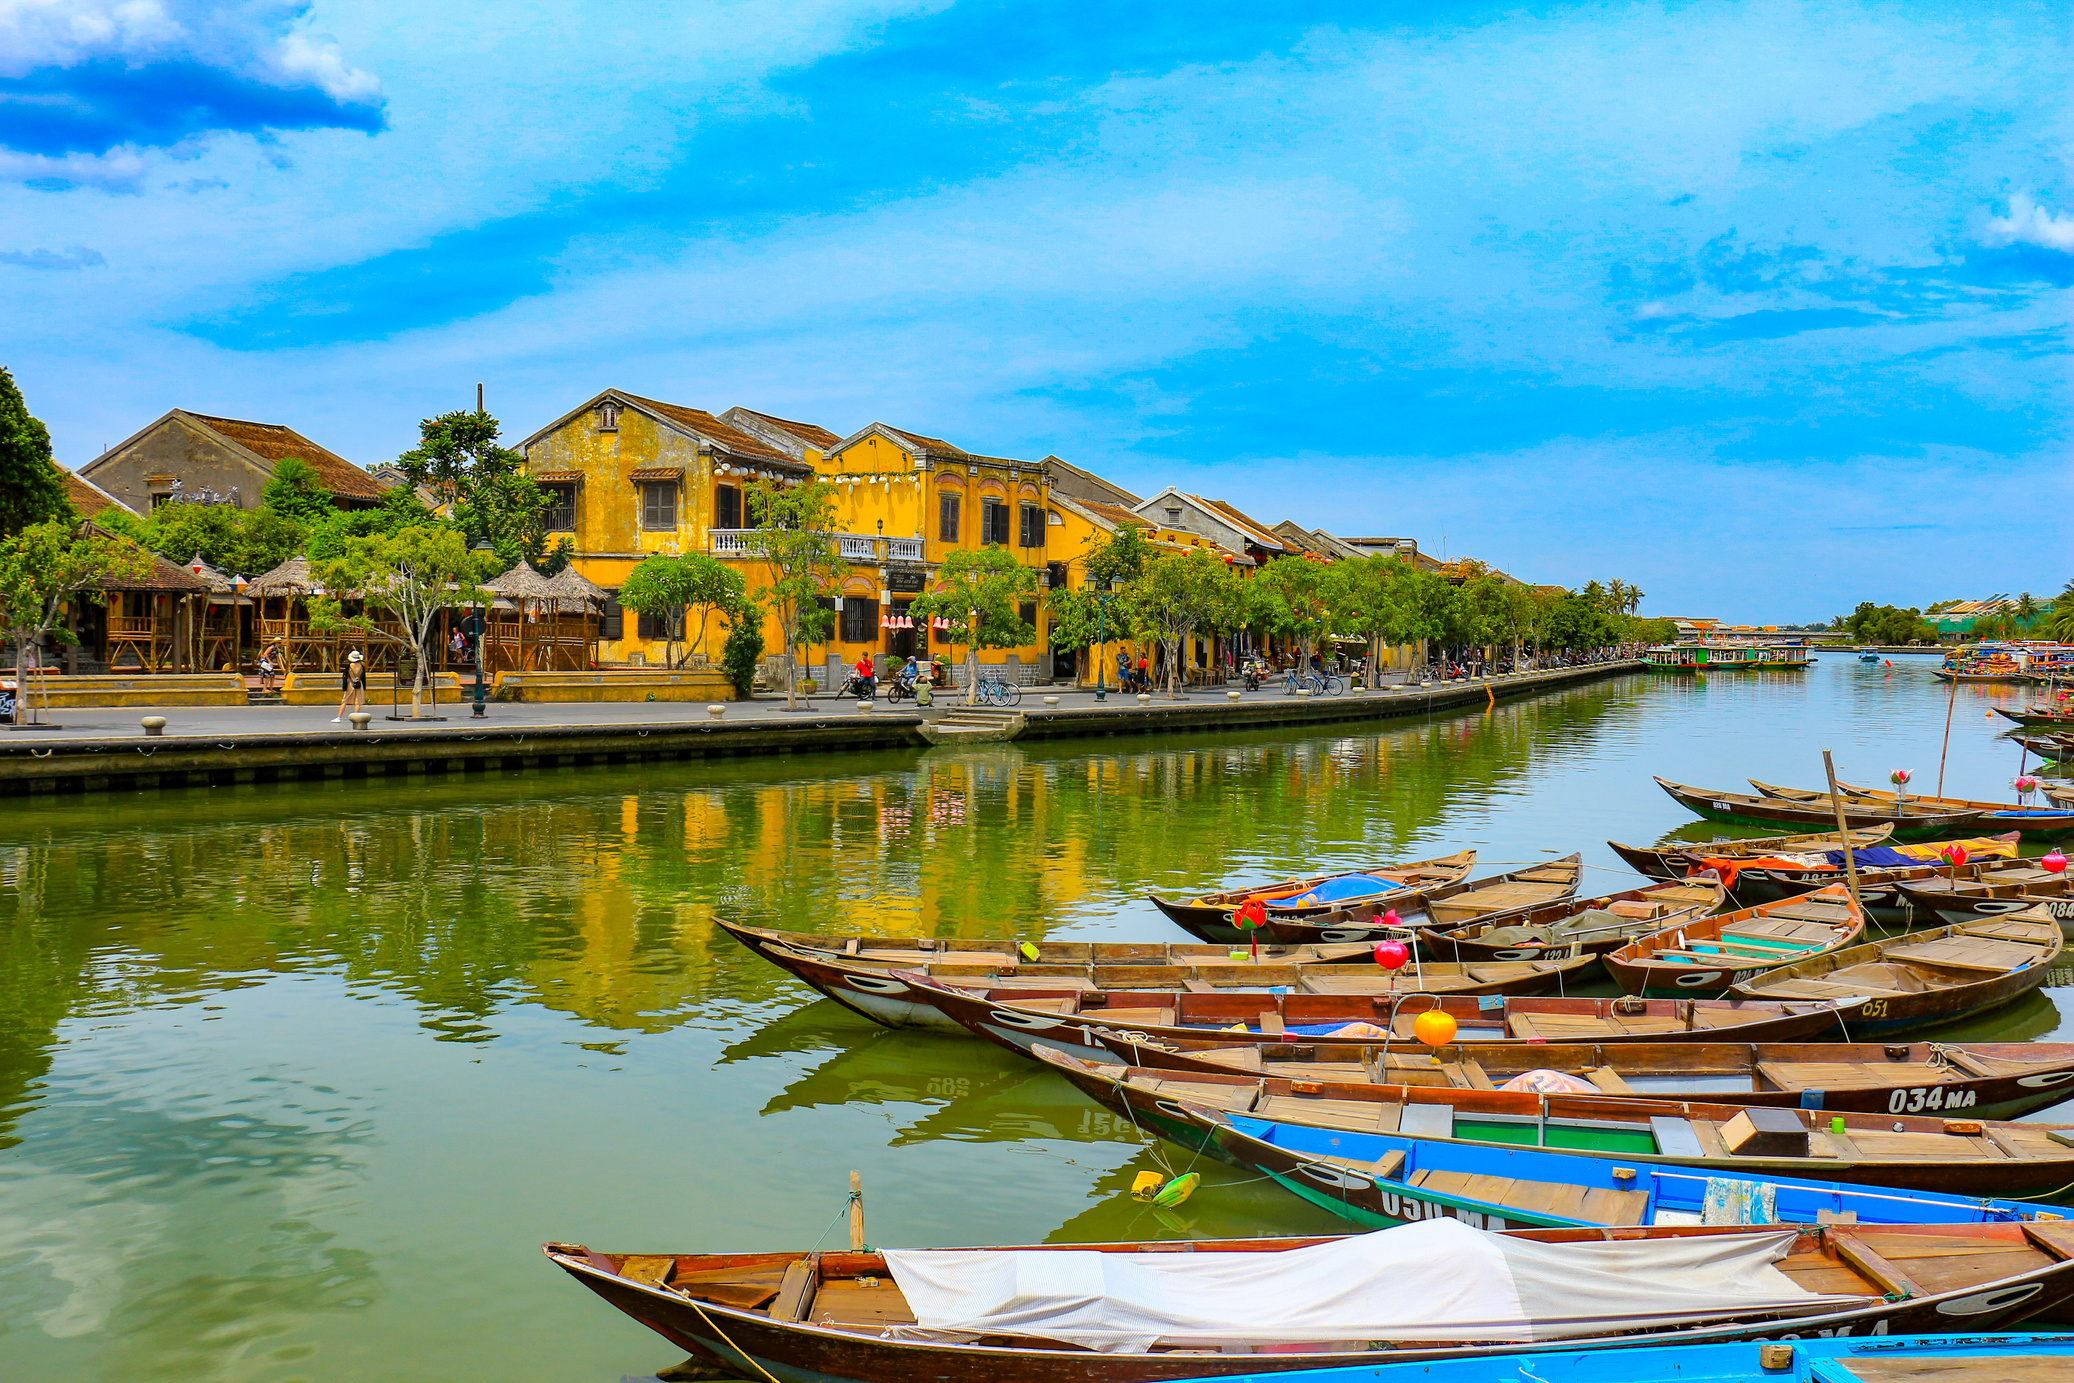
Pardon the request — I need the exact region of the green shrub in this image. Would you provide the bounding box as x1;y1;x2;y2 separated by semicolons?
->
722;620;764;698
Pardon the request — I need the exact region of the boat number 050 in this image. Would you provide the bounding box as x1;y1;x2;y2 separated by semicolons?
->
1888;1086;1976;1114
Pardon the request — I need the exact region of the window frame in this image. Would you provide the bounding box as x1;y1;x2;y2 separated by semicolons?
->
639;481;679;531
840;597;879;643
1018;503;1045;548
715;483;742;531
542;483;577;533
980;497;1010;546
938;492;961;544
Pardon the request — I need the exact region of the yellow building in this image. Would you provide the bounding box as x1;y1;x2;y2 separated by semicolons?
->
519;392;1162;686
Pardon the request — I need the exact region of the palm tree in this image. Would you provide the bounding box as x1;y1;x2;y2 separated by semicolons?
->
2015;592;2040;633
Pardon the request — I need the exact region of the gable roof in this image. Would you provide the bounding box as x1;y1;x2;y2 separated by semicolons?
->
718;406;843;459
883;425;966;456
1196;496;1285;551
515;390;812;475
182;412;390;502
1040;454;1140;508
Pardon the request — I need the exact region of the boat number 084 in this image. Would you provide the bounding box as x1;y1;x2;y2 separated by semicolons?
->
1888;1086;1976;1114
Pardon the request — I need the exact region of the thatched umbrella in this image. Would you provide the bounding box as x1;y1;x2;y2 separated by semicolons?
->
482;559;557;601
542;563;607;609
247;554;321;597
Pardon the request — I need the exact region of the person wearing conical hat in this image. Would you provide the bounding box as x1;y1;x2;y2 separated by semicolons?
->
334;650;367;722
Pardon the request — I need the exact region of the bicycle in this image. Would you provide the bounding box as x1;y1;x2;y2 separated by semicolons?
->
974;672;1022;706
1283;669;1343;696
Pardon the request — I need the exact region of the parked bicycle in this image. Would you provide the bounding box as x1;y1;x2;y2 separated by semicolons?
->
1284;667;1342;696
973;671;1022;706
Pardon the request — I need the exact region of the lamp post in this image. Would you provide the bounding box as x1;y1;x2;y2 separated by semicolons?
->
1093;575;1121;702
471;538;494;718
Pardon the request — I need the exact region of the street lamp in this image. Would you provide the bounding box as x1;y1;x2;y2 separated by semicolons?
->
1092;575;1122;702
471;538;494;718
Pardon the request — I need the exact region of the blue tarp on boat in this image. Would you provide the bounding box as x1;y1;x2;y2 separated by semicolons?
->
1270;874;1401;907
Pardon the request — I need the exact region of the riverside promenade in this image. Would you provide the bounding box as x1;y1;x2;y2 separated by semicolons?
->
0;660;1639;796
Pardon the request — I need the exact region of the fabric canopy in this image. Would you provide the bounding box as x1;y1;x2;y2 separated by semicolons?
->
1272;874;1400;908
882;1221;1846;1353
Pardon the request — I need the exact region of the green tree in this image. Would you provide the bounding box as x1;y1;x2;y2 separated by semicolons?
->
0;520;153;723
1119;548;1244;699
311;525;497;717
1045;526;1155;678
259;457;335;525
395;411;567;572
720;603;765;698
0;367;74;537
617;552;747;669
908;545;1040;705
1247;555;1330;671
2014;592;2041;633
739;480;841;710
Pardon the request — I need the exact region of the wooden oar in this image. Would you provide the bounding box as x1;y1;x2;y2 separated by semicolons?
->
1824;749;1861;914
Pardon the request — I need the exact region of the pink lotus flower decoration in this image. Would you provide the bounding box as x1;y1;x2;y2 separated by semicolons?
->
1890;769;1911;786
2015;776;2039;795
2044;851;2068;874
1941;843;1969;868
1382;909;1401;927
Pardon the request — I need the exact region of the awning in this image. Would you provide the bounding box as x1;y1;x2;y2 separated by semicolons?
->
628;467;684;482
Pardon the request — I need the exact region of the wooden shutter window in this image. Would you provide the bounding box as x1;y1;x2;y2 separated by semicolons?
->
938;493;961;543
715;484;742;530
1019;504;1044;547
601;595;624;641
640;482;678;530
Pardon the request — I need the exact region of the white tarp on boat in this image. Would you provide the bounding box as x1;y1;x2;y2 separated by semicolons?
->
882;1220;1851;1353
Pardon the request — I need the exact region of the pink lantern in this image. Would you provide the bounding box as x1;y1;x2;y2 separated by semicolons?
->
1372;939;1409;970
2043;851;2068;875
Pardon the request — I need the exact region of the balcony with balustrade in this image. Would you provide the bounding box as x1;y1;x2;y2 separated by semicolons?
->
710;531;926;563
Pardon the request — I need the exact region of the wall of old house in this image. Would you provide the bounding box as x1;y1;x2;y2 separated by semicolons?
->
78;418;270;514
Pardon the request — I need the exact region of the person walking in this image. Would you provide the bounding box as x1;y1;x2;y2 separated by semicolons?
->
257;641;284;693
334;650;367;722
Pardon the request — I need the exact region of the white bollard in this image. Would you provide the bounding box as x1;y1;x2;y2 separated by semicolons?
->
1136;693;1151;705
1043;695;1060;706
1226;690;1241;701
140;716;167;737
707;704;727;720
348;712;372;731
857;698;873;714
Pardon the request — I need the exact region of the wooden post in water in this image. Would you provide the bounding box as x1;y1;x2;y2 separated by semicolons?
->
1935;670;1959;798
1823;750;1861;913
848;1170;864;1252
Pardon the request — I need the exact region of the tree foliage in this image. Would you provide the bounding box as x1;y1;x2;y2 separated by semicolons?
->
1118;548;1244;698
0;367;74;537
310;525;497;717
1839;601;1937;646
617;552;748;669
721;604;765;699
0;520;154;720
395;410;568;572
739;480;841;709
259;457;335;525
908;545;1040;704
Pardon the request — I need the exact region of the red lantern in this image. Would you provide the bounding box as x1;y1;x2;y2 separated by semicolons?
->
1373;939;1409;970
2044;851;2068;875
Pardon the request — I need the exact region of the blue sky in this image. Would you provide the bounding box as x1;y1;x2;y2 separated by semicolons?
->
1;0;2066;619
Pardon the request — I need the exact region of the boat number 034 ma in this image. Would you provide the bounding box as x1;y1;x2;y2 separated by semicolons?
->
1888;1086;1976;1114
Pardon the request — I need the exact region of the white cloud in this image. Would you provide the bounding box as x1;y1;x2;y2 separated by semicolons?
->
1982;194;2074;253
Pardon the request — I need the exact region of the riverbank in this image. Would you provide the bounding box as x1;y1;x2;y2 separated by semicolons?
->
0;660;1638;795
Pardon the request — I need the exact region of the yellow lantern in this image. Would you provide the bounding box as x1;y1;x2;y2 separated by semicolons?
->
1412;1008;1457;1048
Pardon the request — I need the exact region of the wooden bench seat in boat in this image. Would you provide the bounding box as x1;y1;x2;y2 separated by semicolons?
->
1434;882;1570;917
1256;1095;1399;1131
810;1278;918;1330
1409;1168;1651;1226
1881;937;2044;973
1756;1060;1955;1092
1505;1013;1685;1039
1096;1006;1179;1027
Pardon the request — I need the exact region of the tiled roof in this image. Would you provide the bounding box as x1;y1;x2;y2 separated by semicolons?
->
1077;499;1152;529
619;394;807;470
1196;496;1285;550
884;426;966;456
77;522;208;592
723;407;842;451
184;412;390;501
1041;454;1140;508
57;465;131;518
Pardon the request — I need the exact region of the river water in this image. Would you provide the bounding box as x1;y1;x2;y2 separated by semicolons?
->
1;657;2066;1381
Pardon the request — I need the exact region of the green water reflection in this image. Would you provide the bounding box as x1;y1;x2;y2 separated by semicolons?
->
0;658;2066;1381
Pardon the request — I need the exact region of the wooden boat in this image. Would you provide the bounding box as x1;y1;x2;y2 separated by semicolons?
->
1419;877;1727;967
1217;1335;2074;1383
1258;855;1585;944
1032;1045;2074;1199
1893;864;2074;927
1751;779;2074;840
714;919;1389;1032
897;973;1858;1063
1602;885;1864;998
1727;913;2063;1037
545;1218;2074;1383
1147;850;1477;942
1935;666;2034;684
1655;778;1984;841
1067;1035;2074;1121
2012;732;2074;761
1606;826;1892;882
1691;833;2022;915
1996;704;2074;728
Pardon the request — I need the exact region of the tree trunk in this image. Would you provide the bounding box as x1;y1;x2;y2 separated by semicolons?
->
1165;633;1184;698
965;646;980;705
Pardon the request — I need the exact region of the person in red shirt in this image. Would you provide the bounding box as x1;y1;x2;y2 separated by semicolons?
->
855;652;875;698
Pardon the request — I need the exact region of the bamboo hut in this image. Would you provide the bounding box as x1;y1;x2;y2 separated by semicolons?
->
182;555;253;673
70;522;210;673
478;561;599;672
249;554;406;672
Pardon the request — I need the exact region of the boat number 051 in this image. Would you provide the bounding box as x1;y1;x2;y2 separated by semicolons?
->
1858;1000;1888;1019
1888;1086;1976;1114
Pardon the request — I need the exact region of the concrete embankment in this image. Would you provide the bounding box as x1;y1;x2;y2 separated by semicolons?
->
0;661;1637;797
